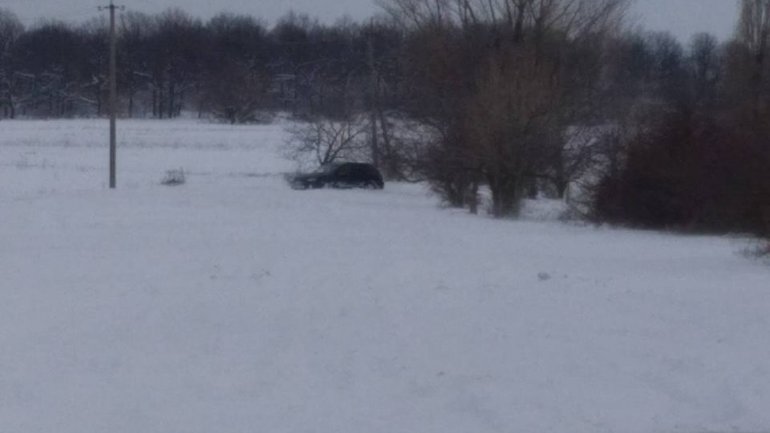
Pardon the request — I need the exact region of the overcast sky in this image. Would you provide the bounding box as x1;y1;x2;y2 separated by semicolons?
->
629;0;738;42
1;0;740;42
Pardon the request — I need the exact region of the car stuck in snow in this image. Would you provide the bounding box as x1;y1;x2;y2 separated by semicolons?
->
288;162;384;190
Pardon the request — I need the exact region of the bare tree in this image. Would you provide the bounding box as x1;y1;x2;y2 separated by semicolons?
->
688;33;721;110
118;11;155;118
201;14;270;123
378;0;454;29
736;0;770;120
380;0;627;216
286;116;369;169
78;17;109;116
146;9;205;118
467;44;561;216
10;21;89;117
0;8;23;118
203;64;269;124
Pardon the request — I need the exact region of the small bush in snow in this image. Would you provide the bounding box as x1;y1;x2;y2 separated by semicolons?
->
758;240;770;258
740;238;770;260
161;168;186;186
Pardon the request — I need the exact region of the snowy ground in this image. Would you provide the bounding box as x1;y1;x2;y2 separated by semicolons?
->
1;119;769;433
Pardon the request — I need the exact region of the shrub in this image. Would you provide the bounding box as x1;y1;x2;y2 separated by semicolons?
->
161;168;186;186
593;112;770;234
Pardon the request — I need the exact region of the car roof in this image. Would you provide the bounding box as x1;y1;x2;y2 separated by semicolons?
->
338;162;375;167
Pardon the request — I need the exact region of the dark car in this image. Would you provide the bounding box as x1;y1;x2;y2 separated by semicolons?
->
289;162;384;190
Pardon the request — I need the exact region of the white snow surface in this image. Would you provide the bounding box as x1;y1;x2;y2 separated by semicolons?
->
1;119;769;433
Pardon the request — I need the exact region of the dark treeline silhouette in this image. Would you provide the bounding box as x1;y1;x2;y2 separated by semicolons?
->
1;1;769;235
0;8;400;121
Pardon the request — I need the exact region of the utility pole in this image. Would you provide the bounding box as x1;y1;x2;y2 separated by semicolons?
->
99;1;124;189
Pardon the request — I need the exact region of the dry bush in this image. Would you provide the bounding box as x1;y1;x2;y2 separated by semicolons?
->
161;168;186;186
285;116;369;170
593;110;770;234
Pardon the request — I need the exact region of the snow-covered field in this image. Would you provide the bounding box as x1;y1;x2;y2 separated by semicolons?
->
1;119;769;433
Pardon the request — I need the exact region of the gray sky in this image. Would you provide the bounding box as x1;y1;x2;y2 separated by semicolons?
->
1;0;740;42
629;0;738;43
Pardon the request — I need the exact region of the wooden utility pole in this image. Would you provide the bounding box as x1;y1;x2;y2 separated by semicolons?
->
100;1;124;189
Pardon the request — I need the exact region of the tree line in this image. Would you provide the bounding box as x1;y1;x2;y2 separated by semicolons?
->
1;1;769;235
0;8;390;121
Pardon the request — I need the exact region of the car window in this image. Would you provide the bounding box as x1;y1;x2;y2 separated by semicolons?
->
317;163;340;174
335;165;352;176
